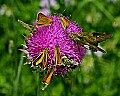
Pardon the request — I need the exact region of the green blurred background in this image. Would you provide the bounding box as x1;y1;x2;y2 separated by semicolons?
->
0;0;120;96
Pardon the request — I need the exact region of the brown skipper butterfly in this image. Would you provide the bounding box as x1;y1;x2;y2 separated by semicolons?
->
43;68;54;85
54;45;62;65
37;13;53;26
69;32;112;53
32;48;48;68
41;68;54;90
60;16;70;30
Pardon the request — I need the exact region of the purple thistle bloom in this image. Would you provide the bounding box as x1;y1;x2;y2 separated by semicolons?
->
22;14;86;76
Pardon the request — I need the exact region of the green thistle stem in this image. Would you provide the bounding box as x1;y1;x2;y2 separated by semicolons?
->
37;69;41;96
13;52;24;96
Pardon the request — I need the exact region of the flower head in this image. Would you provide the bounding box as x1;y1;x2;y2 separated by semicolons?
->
20;13;86;85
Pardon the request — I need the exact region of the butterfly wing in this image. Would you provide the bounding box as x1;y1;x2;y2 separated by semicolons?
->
91;33;112;44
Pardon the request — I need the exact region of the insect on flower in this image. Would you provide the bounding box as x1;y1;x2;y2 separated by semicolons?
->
31;48;48;69
37;13;53;26
42;67;54;90
69;32;112;53
54;45;62;65
60;16;70;30
18;13;53;32
43;68;54;85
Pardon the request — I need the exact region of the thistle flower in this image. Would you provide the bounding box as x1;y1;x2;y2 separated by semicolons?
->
19;13;86;86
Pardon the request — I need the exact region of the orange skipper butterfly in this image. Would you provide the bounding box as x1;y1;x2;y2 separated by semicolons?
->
54;45;62;65
32;48;48;68
60;16;70;30
37;13;53;26
41;67;54;90
43;68;54;85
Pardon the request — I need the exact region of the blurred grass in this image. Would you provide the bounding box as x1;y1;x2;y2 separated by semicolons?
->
0;0;120;96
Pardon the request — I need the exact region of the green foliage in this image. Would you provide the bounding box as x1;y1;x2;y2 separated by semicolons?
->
0;0;120;96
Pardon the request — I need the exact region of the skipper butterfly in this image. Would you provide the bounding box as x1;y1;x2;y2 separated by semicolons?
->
60;16;70;30
69;32;112;53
